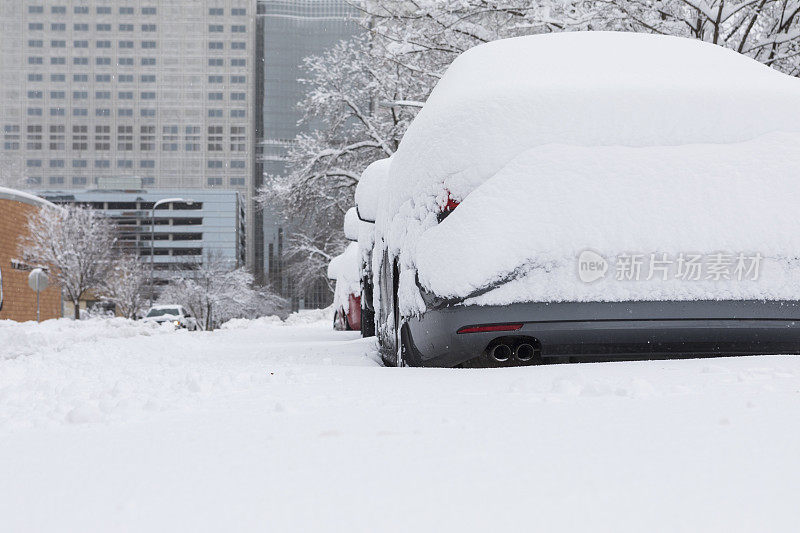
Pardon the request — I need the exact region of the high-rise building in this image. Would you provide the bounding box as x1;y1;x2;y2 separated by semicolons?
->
256;0;360;309
0;0;259;271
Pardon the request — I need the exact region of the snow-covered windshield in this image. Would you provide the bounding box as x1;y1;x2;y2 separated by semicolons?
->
146;308;181;318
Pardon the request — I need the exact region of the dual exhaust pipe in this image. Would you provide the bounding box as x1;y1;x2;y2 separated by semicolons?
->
489;342;537;363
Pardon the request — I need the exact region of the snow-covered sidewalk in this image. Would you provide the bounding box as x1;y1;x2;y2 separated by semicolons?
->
1;315;799;532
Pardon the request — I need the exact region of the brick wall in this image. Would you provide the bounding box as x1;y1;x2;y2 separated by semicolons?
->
0;198;61;322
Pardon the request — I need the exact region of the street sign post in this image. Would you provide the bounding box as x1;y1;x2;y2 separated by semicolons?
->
28;268;49;322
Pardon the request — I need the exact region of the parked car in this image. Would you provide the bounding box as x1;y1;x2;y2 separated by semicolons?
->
143;305;199;331
371;32;800;367
353;158;392;337
327;238;361;331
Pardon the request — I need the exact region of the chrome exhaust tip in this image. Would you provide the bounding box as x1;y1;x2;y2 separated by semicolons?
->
490;344;512;362
515;343;536;362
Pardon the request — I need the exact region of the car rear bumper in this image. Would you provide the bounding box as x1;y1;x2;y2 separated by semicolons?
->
404;300;800;368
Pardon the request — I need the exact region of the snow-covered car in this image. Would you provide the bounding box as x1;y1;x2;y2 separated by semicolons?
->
373;32;800;368
353;158;392;337
327;240;361;331
142;305;199;331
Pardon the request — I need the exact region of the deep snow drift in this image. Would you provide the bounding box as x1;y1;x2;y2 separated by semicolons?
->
1;316;800;532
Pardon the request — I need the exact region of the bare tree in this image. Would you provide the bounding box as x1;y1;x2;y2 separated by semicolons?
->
100;253;150;319
18;205;117;319
158;252;286;330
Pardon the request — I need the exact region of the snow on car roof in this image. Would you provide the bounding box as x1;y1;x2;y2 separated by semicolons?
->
387;32;800;220
354;158;391;223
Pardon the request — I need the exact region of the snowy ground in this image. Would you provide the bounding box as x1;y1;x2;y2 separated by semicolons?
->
2;313;800;532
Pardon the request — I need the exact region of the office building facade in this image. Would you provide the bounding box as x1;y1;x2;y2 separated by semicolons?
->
257;0;360;308
0;0;258;270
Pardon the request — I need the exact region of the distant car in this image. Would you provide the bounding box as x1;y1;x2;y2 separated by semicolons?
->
143;305;199;331
371;32;800;368
327;240;361;332
353;158;391;338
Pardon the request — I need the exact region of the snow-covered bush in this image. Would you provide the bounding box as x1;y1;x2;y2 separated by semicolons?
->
100;254;150;319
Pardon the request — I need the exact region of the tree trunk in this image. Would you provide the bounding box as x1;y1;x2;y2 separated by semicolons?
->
73;300;81;320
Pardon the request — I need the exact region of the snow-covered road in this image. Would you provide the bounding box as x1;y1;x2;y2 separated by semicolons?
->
2;314;800;532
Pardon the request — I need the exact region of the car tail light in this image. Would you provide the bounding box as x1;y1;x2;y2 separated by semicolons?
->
457;323;523;334
436;192;460;223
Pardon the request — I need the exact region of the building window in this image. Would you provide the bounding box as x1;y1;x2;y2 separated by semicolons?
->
28;57;43;65
140;160;155;169
209;92;223;101
207;160;223;169
209;42;223;50
95;159;111;169
142;7;157;15
28;73;43;82
95;126;111;150
117;160;133;169
230;126;246;152
51;23;66;31
141;177;155;185
209;75;223;83
50;91;65;99
73;57;89;65
26;126;43;150
232;25;246;33
231;75;246;84
120;7;135;15
96;74;111;82
97;6;112;14
119;91;134;100
50;108;65;116
142;41;156;49
119;24;134;32
208;177;223;187
209;24;224;32
209;8;224;15
119;41;134;49
231;92;246;101
75;6;89;14
95;91;111;99
51;74;66;82
74;23;89;31
27;90;43;99
209;58;223;67
96;40;112;48
73;108;88;116
96;57;111;66
117;126;134;151
207;126;223;151
73;176;87;185
29;5;44;13
74;40;89;48
231;160;246;169
161;126;179;151
119;75;134;83
140;75;156;83
141;109;156;117
49;160;65;168
119;57;134;66
29;23;44;31
50;57;66;65
230;177;245;186
141;58;156;66
27;159;42;168
49;176;65;185
27;108;42;116
230;109;246;118
231;8;247;15
28;40;43;48
51;40;66;48
52;6;67;14
26;177;43;186
73;159;87;168
232;42;246;50
140;126;156;151
72;125;88;150
73;91;88;99
96;23;111;31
